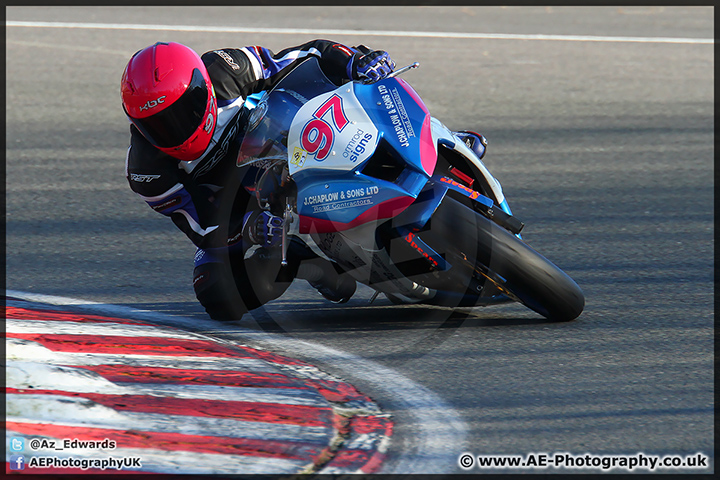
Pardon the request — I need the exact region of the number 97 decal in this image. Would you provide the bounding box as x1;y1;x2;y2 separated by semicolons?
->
300;94;349;161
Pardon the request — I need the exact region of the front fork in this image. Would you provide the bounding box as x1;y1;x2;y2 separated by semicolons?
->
281;201;293;265
252;159;297;265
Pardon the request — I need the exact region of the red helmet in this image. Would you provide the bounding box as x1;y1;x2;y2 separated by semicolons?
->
121;42;217;161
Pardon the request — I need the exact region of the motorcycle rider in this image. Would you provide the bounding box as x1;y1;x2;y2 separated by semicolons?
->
121;40;396;320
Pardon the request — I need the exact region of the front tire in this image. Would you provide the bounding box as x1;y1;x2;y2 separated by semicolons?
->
422;197;585;321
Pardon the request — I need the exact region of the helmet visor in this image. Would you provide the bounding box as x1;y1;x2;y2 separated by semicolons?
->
128;68;210;148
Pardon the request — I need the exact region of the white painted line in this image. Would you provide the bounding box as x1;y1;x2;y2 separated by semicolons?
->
238;329;468;474
8;395;332;444
6;318;202;339
5;20;713;45
6;290;164;315
7;360;327;406
7;337;280;372
6;290;468;474
111;383;326;406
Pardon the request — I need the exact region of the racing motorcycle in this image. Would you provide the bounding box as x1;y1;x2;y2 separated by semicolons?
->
228;57;584;322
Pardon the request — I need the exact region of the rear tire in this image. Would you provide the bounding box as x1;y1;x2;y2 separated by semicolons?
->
423;197;585;322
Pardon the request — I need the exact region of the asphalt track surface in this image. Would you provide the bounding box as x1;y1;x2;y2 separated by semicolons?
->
6;6;715;474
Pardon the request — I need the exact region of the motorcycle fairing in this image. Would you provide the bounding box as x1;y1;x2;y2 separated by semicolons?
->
430;117;507;208
353;78;437;177
287;86;379;176
289;77;438;234
390;175;494;232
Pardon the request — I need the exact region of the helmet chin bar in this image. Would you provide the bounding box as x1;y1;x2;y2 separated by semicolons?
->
160;92;217;162
121;42;216;160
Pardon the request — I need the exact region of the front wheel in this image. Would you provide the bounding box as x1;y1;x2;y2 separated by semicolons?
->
423;197;585;322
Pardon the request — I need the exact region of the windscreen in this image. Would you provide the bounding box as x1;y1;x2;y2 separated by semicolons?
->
236;58;338;167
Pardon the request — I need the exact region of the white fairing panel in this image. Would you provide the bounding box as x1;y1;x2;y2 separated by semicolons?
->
287;85;379;176
430;117;505;205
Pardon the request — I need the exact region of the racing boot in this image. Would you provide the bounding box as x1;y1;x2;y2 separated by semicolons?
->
298;258;357;304
454;130;488;159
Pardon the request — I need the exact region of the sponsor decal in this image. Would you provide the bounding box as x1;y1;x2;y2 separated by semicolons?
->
151;196;182;212
304;191;340;206
403;231;440;268
203;113;214;133
311;197;373;214
301;118;335;160
377;84;414;148
213;50;241;71
303;185;380;213
343;128;373;163
440;176;482;200
130;173;161;183
193;272;207;286
291;147;308;167
315;94;349;131
138;96;166;112
300;94;349;161
197;114;239;173
333;43;356;57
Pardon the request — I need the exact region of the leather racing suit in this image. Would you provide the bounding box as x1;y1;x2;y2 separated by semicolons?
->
125;40;364;320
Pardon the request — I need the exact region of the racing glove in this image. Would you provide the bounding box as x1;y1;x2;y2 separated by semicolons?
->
348;45;396;82
243;211;284;248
